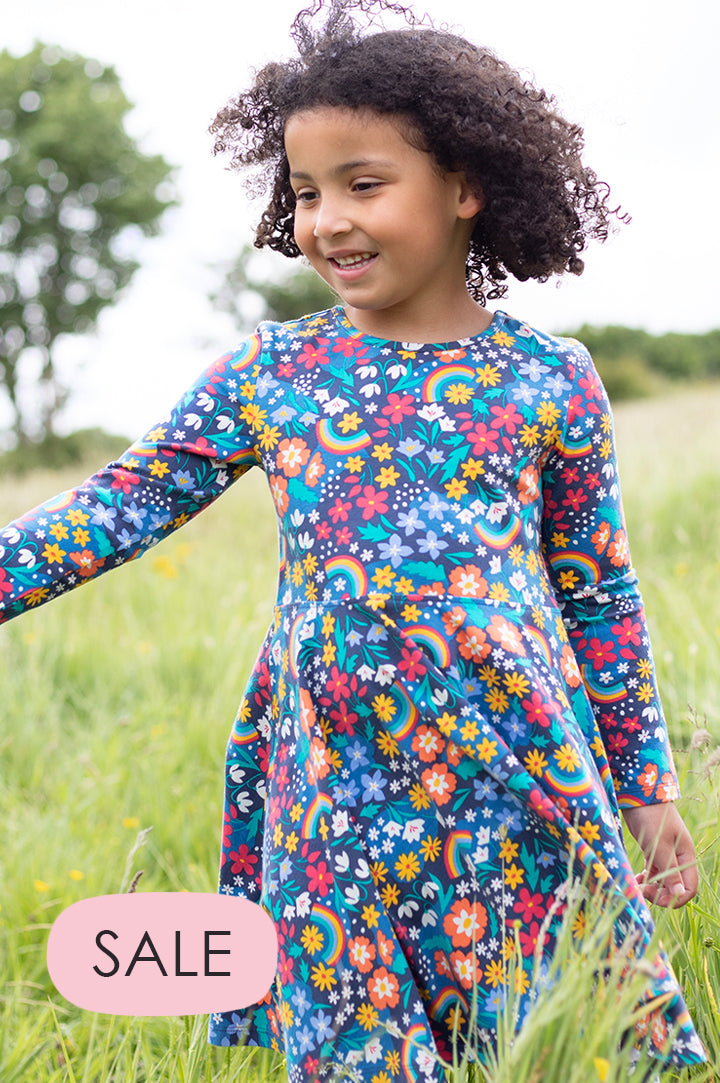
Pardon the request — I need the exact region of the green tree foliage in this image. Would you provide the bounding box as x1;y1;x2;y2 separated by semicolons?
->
568;324;720;401
0;43;175;444
211;244;336;330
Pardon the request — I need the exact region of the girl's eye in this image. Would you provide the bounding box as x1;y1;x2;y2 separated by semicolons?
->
353;181;380;193
295;190;318;204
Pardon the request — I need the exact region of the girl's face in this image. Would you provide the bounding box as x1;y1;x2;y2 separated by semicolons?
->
284;107;486;342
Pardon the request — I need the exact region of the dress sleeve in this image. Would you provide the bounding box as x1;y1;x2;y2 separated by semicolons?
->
0;333;265;624
540;342;678;808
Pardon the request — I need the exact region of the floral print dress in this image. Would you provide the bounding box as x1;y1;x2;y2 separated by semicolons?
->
0;307;704;1080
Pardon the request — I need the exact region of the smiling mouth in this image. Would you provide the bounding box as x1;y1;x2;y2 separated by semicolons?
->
329;253;377;269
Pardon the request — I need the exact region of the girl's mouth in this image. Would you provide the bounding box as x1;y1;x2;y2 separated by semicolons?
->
328;253;378;277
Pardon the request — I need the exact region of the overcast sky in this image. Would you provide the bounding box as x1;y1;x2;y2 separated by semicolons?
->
5;0;719;437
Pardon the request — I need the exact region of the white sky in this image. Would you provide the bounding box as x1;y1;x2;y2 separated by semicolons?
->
5;0;719;438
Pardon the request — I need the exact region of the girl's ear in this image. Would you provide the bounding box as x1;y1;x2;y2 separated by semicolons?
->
457;175;485;219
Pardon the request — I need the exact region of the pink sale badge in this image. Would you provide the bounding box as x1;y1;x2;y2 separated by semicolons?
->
46;893;278;1016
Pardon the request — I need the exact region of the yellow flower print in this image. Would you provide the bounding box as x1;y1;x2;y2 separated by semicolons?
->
484;959;504;988
372;565;395;589
311;962;336;991
65;508;90;526
445;382;474;405
345;454;364;472
491;330;515;347
637;681;655;704
554;743;581;771
536;399;561;425
485;688;509;713
42;542;66;564
381;882;400;908
394;851;421;881
461;457;485;480
376;731;399;758
420;835;441;862
519;424;539;448
372;693;396;722
499;837;519;862
376;465;400;488
523;749;548;777
49;522;69;541
301;924;324;954
504;863;524;888
149;459;170;478
504;672;530;697
338;411;362;434
488;583;511;603
476;363;501;386
550;530;569;549
394;576;414;595
356;1002;380;1030
445;477;468;499
361;904;380;928
258;425;280;451
240;403;266;430
409;782;432;810
370;860;389;884
285;831;298;854
476;737;498;763
371;442;393;462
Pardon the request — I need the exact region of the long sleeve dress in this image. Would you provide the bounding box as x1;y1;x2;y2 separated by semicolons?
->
0;307;704;1080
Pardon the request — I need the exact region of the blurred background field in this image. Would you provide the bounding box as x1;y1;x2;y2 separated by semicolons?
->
0;383;718;1081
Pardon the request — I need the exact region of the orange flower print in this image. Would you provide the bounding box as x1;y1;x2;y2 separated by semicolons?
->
367;966;400;1009
608;528;629;567
656;772;680;801
443;899;488;947
306;737;332;782
449;949;482;989
298;688;316;735
457;625;491;662
560;645;582;687
421;762;457;805
448;564;488;598
637;762;659;799
304;450;325;487
269;474;289;515
441;605;467;635
277;437;310;477
348;936;376;973
487;615;526;656
517;464;540;504
590;520;612;555
412;725;446;762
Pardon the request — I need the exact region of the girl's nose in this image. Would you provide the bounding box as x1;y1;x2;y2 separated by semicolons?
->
312;197;352;240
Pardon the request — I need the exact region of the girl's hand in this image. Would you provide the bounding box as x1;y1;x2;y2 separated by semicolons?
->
622;802;698;907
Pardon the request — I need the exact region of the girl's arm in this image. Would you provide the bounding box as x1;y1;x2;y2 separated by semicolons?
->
540;343;697;904
0;334;264;623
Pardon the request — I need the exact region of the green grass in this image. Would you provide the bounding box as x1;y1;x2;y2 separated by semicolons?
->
0;385;718;1081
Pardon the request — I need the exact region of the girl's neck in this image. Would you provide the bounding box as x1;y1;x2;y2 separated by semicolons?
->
343;296;494;344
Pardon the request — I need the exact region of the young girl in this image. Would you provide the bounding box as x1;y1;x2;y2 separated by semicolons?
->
0;0;705;1078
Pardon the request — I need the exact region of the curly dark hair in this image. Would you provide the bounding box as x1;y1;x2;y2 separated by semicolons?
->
210;0;626;304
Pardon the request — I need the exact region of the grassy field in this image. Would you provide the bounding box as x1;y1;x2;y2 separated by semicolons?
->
0;384;718;1081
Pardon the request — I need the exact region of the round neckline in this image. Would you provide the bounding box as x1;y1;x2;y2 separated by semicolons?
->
333;306;507;350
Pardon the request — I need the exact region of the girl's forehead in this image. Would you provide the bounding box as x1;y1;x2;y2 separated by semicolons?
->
284;107;420;155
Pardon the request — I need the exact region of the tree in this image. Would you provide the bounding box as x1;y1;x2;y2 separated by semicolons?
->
211;244;336;332
0;43;175;445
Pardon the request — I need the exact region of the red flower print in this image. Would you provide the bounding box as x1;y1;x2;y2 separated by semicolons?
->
110;467;140;493
277;361;296;378
513;889;545;923
612;617;642;647
0;568;12;596
229;844;258;876
606;732;629;755
529;788;556;822
584;638;617;670
622;715;642;733
567;394;585;424
329;497;352;523
327;665;351;701
329;701;357;736
522;692;553;727
335;527;352;545
562;487;587;512
579;371;603;401
278;950;295;984
489;402;522;433
382;393;415;424
398;645;426;680
306;860;334;896
356;485;389;520
518;921;549;957
316;520;332;540
297;343;329;368
463;421;498;456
